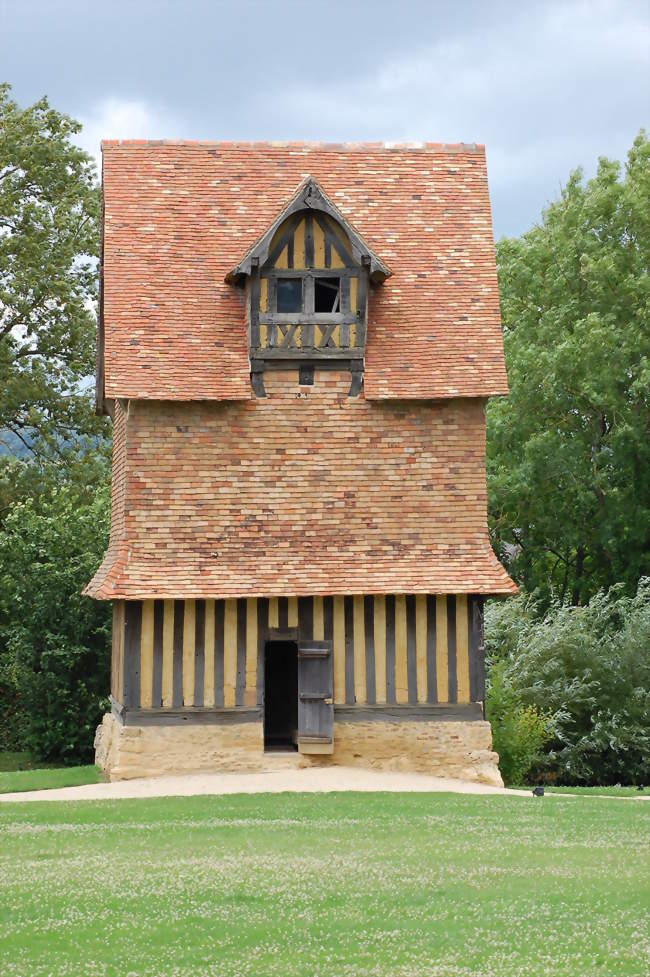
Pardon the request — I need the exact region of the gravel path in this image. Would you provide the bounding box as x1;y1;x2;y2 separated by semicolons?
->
0;766;532;803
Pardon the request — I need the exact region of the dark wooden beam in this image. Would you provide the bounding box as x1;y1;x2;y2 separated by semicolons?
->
121;706;263;727
260;312;358;325
249;258;260;348
355;263;369;348
255;347;357;361
304;213;314;268
333;702;484;723
122;601;142;708
469;596;485;702
262;268;360;279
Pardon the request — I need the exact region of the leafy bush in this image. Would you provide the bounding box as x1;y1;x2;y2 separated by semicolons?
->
486;661;553;785
485;581;650;785
0;480;111;763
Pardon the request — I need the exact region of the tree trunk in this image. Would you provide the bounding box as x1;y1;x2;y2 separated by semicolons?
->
572;545;585;605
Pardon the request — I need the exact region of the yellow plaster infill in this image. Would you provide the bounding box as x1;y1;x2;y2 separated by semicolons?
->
223;599;237;707
313;596;324;640
182;599;196;707
294;219;306;269
456;595;470;704
394;595;408;704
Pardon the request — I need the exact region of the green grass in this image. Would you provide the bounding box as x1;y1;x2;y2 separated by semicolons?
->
542;785;650;797
1;792;648;976
0;750;48;772
0;764;100;794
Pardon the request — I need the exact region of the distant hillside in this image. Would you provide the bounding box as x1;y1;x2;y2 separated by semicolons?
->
0;429;32;458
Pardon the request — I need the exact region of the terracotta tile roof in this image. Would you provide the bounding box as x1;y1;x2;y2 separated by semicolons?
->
100;141;508;402
85;372;517;599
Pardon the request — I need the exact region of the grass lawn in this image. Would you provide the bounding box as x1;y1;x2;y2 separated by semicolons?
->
542;785;650;798
1;792;648;977
0;764;101;794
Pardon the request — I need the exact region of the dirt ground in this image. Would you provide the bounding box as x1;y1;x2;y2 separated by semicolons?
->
0;765;533;803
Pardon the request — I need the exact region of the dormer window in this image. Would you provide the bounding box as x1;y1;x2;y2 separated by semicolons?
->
226;177;390;396
277;278;303;313
315;277;340;313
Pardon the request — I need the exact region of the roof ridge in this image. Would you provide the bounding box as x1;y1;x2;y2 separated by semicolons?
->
100;139;485;153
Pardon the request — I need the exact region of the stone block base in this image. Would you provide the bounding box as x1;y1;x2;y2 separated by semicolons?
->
323;719;503;787
95;713;502;787
94;713;265;781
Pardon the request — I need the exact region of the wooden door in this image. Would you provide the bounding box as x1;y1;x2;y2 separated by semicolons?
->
297;640;334;754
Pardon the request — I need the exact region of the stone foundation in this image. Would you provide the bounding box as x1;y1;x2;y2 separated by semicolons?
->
95;713;265;781
327;719;503;787
95;713;502;787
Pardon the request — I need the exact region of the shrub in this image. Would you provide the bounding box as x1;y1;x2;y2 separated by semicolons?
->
486;661;553;785
485;581;650;785
0;482;111;764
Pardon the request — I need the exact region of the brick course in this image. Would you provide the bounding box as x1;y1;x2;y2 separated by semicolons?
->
85;371;515;598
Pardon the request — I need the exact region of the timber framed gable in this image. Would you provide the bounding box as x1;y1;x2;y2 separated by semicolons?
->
227;178;390;396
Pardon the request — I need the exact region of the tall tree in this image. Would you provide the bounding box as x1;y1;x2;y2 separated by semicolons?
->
488;132;650;604
0;83;100;460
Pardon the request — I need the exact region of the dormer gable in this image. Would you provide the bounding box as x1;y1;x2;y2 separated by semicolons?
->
226;177;391;396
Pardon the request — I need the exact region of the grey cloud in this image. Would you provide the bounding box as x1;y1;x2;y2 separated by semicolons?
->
1;0;648;236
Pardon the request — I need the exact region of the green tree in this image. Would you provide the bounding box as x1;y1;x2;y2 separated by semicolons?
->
0;83;101;460
489;132;650;603
0;478;111;763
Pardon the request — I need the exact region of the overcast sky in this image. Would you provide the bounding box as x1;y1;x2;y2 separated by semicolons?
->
1;0;648;237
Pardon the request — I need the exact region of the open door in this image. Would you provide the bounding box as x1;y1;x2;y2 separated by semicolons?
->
297;640;334;754
264;640;298;751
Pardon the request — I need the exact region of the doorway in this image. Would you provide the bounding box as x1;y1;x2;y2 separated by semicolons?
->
264;641;298;750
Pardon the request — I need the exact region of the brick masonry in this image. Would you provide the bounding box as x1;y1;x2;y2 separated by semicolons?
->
85;371;516;598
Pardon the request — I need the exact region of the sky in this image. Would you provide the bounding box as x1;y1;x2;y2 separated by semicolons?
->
1;0;648;237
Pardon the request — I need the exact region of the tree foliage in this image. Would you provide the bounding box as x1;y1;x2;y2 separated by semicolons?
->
0;82;101;459
488;132;650;604
0;476;111;763
485;581;650;785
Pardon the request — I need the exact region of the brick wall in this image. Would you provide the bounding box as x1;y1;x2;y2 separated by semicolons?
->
87;371;515;598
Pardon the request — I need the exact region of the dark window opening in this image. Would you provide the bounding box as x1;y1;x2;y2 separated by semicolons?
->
299;365;314;386
276;278;302;313
315;277;340;313
264;641;298;750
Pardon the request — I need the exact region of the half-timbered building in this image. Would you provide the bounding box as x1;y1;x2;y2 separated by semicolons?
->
87;141;517;784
